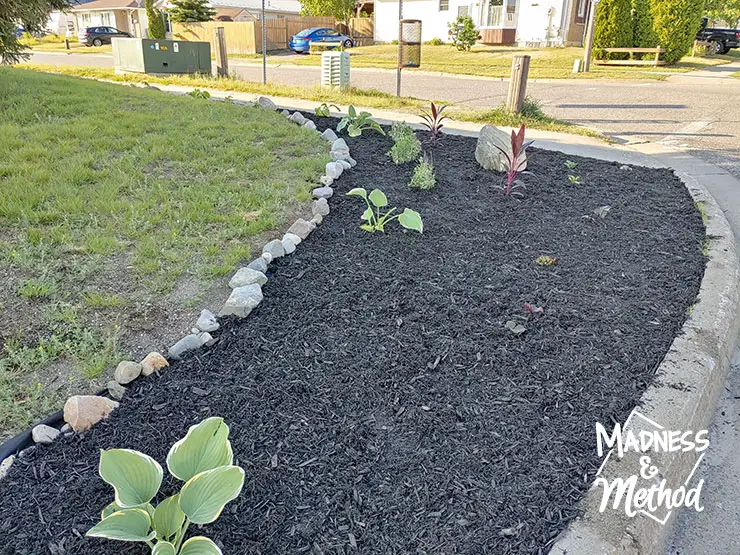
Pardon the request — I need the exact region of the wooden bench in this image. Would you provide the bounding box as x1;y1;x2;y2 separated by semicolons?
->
593;47;666;67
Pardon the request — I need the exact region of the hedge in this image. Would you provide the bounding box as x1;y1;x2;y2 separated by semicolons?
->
593;0;633;60
650;0;705;64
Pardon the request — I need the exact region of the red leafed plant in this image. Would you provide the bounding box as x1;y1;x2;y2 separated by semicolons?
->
419;102;448;142
492;124;533;198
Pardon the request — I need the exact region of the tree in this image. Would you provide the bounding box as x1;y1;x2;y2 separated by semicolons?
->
632;0;658;49
1;0;69;64
300;0;355;26
167;0;215;23
447;15;478;51
650;0;704;64
146;0;166;39
704;0;740;27
592;0;633;60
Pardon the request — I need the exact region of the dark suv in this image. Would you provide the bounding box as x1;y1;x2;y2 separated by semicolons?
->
78;26;131;47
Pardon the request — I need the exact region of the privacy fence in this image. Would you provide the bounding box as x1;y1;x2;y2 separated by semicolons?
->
172;17;374;55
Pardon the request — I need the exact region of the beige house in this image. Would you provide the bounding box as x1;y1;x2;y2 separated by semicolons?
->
70;0;158;37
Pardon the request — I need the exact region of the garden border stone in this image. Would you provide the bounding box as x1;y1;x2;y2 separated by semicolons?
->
1;84;738;555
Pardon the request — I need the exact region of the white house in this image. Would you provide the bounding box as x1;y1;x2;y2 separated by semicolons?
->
70;0;155;37
374;0;588;46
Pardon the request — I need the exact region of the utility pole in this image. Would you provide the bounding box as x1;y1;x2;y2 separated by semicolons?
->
582;0;600;72
396;0;402;96
261;0;267;84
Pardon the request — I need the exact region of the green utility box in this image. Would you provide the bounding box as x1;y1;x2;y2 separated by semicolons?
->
112;38;211;75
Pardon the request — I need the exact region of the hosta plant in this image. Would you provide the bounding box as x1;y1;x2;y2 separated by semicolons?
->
337;106;385;137
419;102;448;142
314;102;339;117
86;417;244;555
347;188;423;233
492;124;533;198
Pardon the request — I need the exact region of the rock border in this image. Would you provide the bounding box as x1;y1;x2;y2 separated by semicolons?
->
0;99;355;475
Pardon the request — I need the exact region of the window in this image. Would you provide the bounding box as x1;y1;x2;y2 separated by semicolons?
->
457;6;469;17
486;0;503;26
439;0;449;11
575;0;587;23
101;12;112;26
82;13;91;25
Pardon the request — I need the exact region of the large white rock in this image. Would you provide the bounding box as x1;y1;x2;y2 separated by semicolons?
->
257;96;277;110
220;284;263;318
32;424;60;444
229;267;268;288
63;395;119;432
475;124;528;173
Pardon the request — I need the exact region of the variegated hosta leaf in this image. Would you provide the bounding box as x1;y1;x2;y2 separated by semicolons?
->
99;449;163;508
153;495;185;540
179;536;223;555
152;541;177;555
101;501;122;520
166;417;233;482
398;208;423;233
86;508;155;542
368;189;388;208
346;187;367;199
179;465;245;524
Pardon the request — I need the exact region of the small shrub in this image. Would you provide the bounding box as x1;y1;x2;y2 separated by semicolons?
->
426;37;445;45
186;88;210;99
346;187;423;233
337;105;385;137
419;102;448;142
315;102;339;117
536;255;558;266
448;16;478;51
388;133;422;164
564;160;578;169
309;42;335;55
86;417;244;554
568;175;584;185
390;121;415;142
409;154;436;190
492;124;532;198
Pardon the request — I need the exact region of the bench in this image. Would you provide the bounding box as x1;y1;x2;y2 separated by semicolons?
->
593;47;666;67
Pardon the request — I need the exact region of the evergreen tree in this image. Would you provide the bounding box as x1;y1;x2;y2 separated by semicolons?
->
650;0;704;64
146;0;166;39
167;0;215;23
632;0;657;48
1;0;69;64
592;0;633;60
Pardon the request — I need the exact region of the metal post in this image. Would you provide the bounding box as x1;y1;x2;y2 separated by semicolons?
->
261;0;267;84
582;0;600;72
506;55;530;113
214;27;228;78
396;0;402;97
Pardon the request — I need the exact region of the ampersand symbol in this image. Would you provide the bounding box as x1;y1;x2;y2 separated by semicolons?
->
639;455;658;479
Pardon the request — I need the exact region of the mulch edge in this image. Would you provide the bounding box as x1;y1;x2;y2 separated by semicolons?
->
546;165;740;554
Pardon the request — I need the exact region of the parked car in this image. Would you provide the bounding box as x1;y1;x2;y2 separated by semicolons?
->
78;26;131;47
289;27;354;53
696;17;740;54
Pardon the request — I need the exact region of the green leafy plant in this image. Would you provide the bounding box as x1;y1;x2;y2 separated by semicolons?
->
492;124;533;198
536;255;558;266
409;154;436;190
346;188;423;233
389;121;415;142
186;88;210;99
337;106;385;137
568;175;584;185
86;417;244;555
419;102;448;142
592;0;633;60
426;37;445;45
315;102;340;117
447;15;479;51
651;0;704;64
564;160;578;170
146;0;166;40
388;133;422;164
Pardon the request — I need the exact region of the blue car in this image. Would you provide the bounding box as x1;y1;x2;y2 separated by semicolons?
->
289;27;354;53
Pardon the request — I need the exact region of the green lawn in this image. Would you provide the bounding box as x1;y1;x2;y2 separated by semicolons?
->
21;35;112;55
285;44;739;80
0;68;328;439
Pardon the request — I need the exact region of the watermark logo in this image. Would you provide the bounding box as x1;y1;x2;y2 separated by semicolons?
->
594;409;708;525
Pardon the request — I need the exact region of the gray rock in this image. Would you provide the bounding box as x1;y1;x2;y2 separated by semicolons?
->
0;455;15;481
229;267;268;288
261;251;273;264
321;128;338;142
18;447;35;459
326;161;343;179
219;284;263;318
284;232;302;246
196;309;219;332
330;150;351;162
114;361;142;385
199;332;216;346
247;257;268;273
312;186;334;199
280;109;290;117
168;334;206;360
313;198;330;217
282;235;297;254
32;424;60;444
338;159;352;170
257;96;277;110
311;213;324;225
347;156;357;167
289;111;306;125
332;138;349;152
302;120;317;131
319;175;334;187
475;124;527;173
60;423;72;433
107;380;126;401
262;239;285;259
287;218;316;239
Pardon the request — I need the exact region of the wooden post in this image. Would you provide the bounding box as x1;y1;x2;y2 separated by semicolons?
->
506;55;530;113
654;45;661;67
64;38;70;50
213;26;228;78
582;0;600;72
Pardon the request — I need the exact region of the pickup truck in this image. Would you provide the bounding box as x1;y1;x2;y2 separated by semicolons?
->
697;17;740;54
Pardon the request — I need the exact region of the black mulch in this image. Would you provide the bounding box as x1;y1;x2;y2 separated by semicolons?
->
0;115;706;555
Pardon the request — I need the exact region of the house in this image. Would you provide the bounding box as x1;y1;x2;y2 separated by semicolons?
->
70;0;158;38
374;0;588;46
210;0;302;20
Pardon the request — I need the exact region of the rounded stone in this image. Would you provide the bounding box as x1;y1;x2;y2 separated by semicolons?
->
31;424;60;444
114;360;142;385
141;351;169;376
63;395;119;432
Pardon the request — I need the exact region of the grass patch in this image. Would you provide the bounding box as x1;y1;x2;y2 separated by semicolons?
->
20;35;112;55
283;44;738;80
20;63;604;139
0;67;328;438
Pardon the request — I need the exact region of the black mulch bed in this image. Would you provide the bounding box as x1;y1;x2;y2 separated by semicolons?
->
0;115;706;555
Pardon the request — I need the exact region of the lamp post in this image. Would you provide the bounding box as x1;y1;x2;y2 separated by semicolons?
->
261;0;267;84
582;0;600;72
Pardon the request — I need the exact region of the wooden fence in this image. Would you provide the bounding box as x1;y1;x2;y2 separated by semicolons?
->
172;17;373;55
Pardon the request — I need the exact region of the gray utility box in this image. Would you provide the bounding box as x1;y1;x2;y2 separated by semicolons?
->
112;38;211;75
